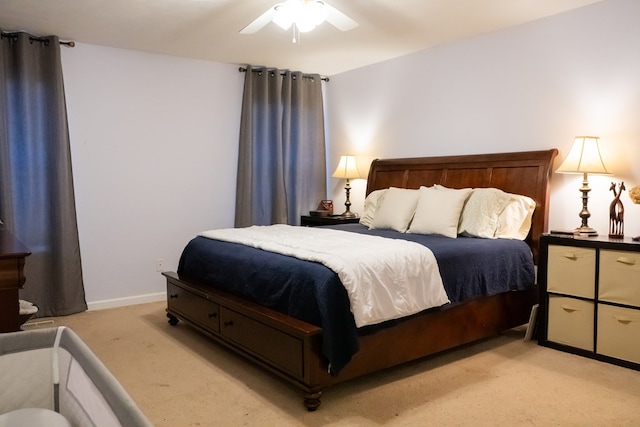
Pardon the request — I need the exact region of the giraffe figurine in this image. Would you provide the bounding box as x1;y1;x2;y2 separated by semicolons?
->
609;181;625;238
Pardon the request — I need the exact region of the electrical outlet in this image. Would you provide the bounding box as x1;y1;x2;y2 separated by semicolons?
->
156;259;165;272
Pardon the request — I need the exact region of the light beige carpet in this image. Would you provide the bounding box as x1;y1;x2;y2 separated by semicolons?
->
38;301;640;426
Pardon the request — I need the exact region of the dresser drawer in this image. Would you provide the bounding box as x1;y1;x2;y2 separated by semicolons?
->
0;289;20;332
220;307;303;378
167;283;220;332
597;304;640;364
547;296;594;351
599;250;640;307
547;245;595;299
0;259;22;289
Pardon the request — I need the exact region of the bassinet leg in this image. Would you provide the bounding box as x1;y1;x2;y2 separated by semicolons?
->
303;391;322;411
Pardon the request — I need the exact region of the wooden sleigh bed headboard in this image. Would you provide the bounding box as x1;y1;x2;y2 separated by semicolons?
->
365;149;559;262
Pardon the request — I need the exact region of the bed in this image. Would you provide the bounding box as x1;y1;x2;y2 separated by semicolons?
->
164;149;558;410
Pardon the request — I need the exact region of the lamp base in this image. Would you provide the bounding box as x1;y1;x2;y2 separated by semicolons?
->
574;225;598;236
338;210;358;218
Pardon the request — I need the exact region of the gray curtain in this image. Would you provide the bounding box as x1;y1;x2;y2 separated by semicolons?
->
235;66;327;227
0;31;87;317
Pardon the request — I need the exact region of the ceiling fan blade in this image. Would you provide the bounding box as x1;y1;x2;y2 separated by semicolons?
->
239;7;276;34
324;2;358;31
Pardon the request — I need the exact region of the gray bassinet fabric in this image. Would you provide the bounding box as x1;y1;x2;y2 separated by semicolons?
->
0;408;72;427
0;327;152;426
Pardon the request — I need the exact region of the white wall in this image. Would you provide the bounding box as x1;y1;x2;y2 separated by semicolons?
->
62;44;243;308
326;0;640;238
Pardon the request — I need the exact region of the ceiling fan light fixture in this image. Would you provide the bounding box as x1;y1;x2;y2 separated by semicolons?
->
296;22;316;33
240;0;356;37
308;1;329;26
296;15;317;33
272;0;329;33
273;4;294;30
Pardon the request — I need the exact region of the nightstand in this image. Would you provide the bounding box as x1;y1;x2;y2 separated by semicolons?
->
300;215;361;227
538;233;640;370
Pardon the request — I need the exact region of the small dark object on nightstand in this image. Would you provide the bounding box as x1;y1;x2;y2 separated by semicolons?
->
608;181;625;238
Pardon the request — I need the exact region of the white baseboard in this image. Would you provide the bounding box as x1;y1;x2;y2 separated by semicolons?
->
87;292;165;311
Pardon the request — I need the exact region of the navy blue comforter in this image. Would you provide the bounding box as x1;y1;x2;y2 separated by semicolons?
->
177;224;534;374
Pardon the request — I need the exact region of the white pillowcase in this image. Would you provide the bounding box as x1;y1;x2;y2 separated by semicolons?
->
496;194;536;240
362;184;535;240
370;187;419;232
359;189;388;228
458;188;511;239
408;186;472;238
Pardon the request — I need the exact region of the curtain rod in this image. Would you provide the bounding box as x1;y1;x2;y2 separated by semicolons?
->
30;36;75;47
239;67;329;82
0;31;75;47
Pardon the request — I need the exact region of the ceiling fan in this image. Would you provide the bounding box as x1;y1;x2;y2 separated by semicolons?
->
240;0;358;42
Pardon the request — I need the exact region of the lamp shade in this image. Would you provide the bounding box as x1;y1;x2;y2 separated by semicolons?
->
332;155;361;179
557;136;609;174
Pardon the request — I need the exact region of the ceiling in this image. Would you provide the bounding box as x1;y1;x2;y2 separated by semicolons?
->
0;0;604;76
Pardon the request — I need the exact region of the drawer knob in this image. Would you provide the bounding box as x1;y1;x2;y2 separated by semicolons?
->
616;257;636;265
169;294;178;299
561;305;580;313
224;320;234;327
208;312;218;318
562;253;577;260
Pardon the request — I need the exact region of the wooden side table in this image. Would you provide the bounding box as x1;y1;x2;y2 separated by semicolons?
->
0;230;31;332
300;215;361;227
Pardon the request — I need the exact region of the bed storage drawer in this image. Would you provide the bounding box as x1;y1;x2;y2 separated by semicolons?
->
547;295;594;351
219;307;303;378
599;250;640;306
597;304;640;364
547;245;595;299
167;283;220;333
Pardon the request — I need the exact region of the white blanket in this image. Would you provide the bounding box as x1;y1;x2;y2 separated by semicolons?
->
199;224;449;328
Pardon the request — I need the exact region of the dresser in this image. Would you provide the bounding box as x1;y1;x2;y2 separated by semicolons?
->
0;230;31;332
538;234;640;370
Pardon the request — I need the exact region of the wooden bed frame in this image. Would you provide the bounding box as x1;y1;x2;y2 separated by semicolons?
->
164;149;558;411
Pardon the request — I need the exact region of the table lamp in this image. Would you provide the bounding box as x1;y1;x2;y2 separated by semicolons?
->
556;136;609;236
332;155;361;217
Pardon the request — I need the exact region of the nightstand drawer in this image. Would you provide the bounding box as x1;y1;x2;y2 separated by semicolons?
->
597;304;640;364
547;245;596;299
300;215;360;227
599;250;640;307
547;296;594;351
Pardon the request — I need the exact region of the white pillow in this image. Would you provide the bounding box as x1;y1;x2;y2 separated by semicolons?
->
496;193;536;240
458;188;511;238
370;187;419;232
408;186;472;238
359;189;388;228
